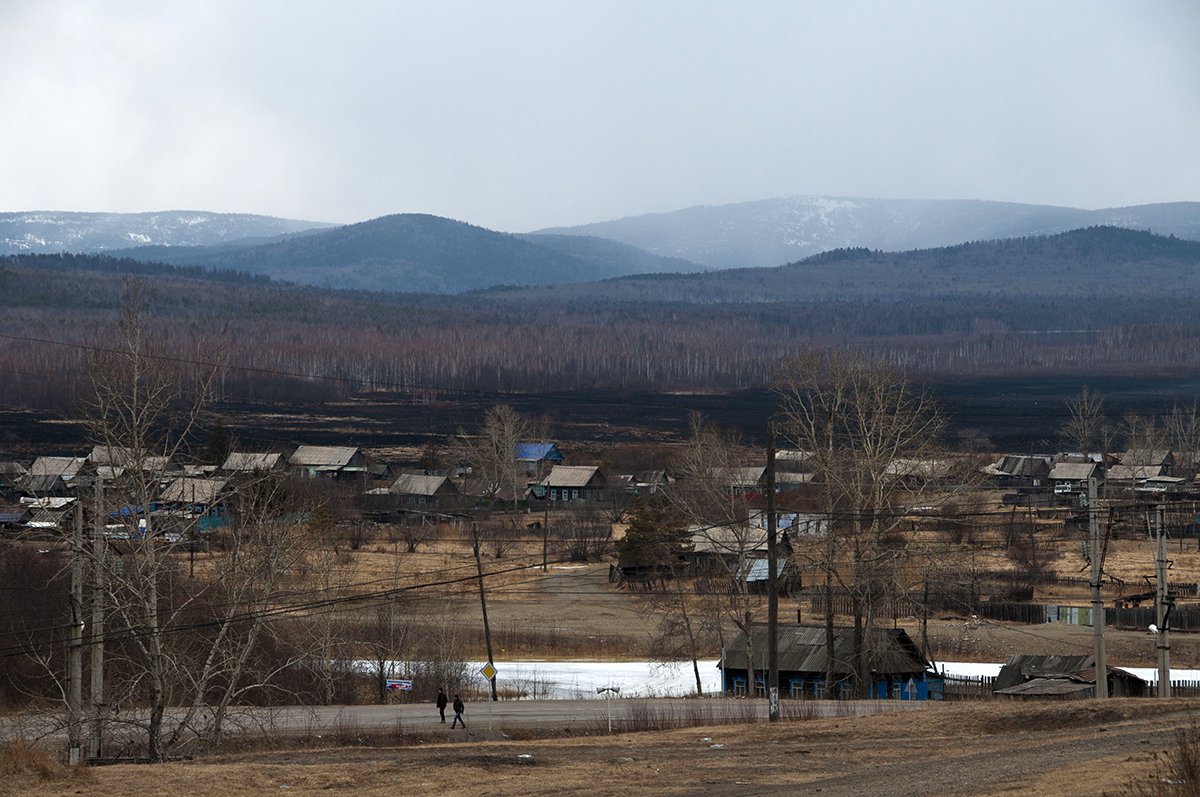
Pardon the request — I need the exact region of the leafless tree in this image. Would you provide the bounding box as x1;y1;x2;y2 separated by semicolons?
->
457;404;531;514
775;350;946;697
666;413;760;693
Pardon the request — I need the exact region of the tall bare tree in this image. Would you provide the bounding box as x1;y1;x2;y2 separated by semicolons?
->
775;350;945;697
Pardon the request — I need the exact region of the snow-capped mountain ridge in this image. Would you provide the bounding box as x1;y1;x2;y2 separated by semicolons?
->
0;211;333;254
537;196;1200;269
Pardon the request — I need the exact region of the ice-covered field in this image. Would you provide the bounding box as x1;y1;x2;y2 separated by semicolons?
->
467;659;724;699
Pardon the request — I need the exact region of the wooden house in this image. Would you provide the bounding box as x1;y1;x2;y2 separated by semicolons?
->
514;442;564;476
22;456;87;494
720;624;942;700
221;452;284;474
533;465;610;503
389;473;460;509
289;445;369;480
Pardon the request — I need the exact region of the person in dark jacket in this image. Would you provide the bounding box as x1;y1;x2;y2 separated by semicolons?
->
451;694;466;729
436;688;448;723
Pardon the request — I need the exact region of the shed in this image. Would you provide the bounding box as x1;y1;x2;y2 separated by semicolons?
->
993;654;1147;699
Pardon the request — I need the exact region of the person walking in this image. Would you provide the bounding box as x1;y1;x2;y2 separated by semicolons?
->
436;688;448;723
450;694;466;729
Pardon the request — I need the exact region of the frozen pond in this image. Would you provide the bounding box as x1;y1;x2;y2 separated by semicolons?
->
467;659;724;699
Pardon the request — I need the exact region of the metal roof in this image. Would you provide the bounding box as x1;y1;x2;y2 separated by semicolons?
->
722;625;930;676
1048;462;1097;481
390;474;455;497
28;456;86;478
160;477;228;505
691;524;768;554
1107;464;1167;482
222;452;282;472
289;446;360;468
540;465;602;488
514;442;562;462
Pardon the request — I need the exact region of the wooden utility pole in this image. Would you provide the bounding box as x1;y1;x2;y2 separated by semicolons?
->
89;479;106;760
67;501;84;764
1088;477;1108;698
766;427;779;722
1156;504;1172;698
471;523;498;701
542;505;549;572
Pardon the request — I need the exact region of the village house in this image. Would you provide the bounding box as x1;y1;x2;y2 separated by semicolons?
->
982;455;1052;487
1108;448;1174;485
514;442;564;476
156;476;230;533
720;625;942;700
21;456;88;494
289;445;370;480
221;451;284;474
533;464;610;503
1049;460;1102;498
388;473;461;510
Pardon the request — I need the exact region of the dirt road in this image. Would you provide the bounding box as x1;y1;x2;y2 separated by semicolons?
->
9;699;1196;796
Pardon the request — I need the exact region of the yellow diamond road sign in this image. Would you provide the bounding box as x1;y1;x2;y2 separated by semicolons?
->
480;662;497;680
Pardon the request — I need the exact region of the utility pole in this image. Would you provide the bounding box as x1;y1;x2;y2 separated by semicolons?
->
89;479;106;760
471;523;498;701
542;505;549;572
1088;477;1108;698
766;427;779;722
67;500;84;764
1156;504;1172;698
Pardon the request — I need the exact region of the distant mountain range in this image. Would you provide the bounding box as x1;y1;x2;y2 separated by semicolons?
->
481;226;1200;304
3;197;1199;294
536;196;1200;269
110;214;705;293
0;210;331;254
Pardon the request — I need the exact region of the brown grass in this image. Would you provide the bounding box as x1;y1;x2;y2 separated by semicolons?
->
0;738;90;795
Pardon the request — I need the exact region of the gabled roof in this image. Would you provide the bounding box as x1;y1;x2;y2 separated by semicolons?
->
1108;464;1167;482
710;467;765;488
87;446;174;473
722;625;930;676
884;458;956;479
0;461;28;477
222;452;282;472
1120;448;1172;467
160;477;228;505
690;523;768;554
541;465;604;489
1049;462;1098;481
28;456;86;478
391;474;456;497
289;446;361;468
986;455;1052;478
515;442;562;462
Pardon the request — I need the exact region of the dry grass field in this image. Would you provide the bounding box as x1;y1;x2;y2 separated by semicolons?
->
6;699;1199;796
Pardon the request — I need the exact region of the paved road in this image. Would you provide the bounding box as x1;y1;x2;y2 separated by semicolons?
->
231;698;923;739
5;698;925;752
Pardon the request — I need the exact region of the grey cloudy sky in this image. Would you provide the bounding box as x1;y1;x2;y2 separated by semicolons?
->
1;1;1197;231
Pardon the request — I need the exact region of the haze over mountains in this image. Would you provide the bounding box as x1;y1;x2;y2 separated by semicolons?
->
0;210;331;254
538;196;1200;270
1;196;1197;294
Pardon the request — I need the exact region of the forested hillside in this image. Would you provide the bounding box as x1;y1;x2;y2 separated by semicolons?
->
538;196;1200;269
110;214;702;293
484;227;1200;303
6;230;1200;412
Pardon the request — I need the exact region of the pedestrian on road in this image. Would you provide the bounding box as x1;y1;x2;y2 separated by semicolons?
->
451;694;466;729
436;688;448;723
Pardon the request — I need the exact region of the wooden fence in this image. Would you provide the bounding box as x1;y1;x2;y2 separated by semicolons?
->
941;675;996;701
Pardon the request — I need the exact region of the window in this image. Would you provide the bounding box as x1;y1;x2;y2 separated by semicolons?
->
572;488;580;500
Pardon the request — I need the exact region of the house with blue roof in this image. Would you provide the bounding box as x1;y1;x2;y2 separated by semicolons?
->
514;442;564;476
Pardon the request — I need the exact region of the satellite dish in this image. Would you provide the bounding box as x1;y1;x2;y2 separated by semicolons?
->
1149;623;1160;635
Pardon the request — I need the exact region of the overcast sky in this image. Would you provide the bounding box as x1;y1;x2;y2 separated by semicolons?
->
1;1;1197;231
